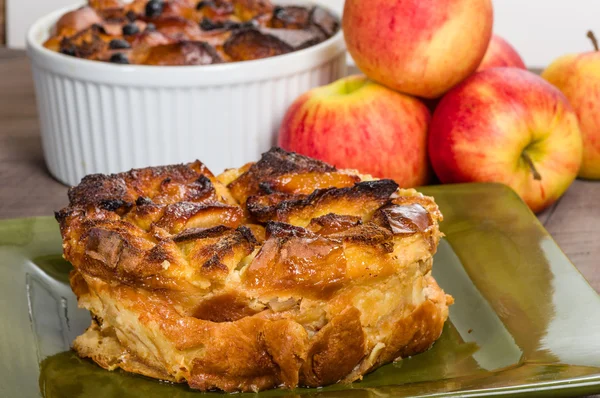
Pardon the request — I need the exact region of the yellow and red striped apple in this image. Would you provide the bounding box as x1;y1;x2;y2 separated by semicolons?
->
278;75;431;187
429;68;582;213
343;0;493;99
477;34;526;71
542;32;600;179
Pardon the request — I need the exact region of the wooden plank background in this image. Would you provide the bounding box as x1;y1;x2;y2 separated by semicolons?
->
0;0;5;45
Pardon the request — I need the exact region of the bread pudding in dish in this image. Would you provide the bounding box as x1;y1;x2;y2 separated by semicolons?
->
43;0;339;65
56;148;453;392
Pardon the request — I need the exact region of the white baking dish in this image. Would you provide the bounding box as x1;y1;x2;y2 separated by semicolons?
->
26;1;346;186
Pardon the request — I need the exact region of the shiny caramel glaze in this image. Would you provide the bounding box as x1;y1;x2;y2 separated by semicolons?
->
43;0;339;65
58;147;452;392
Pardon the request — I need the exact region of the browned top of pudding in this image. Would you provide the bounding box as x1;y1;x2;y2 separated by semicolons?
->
43;0;339;66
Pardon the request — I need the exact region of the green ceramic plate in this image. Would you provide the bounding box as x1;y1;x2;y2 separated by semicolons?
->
1;183;600;398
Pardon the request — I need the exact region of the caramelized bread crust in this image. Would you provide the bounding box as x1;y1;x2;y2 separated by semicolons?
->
58;147;452;392
43;0;339;65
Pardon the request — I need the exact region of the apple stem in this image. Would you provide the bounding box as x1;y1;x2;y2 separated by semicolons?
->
522;153;542;181
587;30;599;51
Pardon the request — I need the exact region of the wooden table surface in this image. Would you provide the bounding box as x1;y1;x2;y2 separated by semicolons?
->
1;49;599;395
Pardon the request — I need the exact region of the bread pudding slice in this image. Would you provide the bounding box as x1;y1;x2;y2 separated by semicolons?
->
56;147;453;392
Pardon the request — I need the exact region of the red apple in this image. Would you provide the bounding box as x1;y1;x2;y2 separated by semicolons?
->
343;0;493;99
477;34;526;71
542;31;600;179
429;68;582;213
278;75;431;187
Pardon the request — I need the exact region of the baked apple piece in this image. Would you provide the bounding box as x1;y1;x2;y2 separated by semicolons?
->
52;6;103;38
310;6;338;37
87;0;134;23
246;180;400;225
57;25;111;59
88;0;123;11
139;41;223;65
260;172;361;195
260;27;325;50
160;0;199;21
130;29;173;46
270;5;311;29
197;0;236;20
227;147;337;203
223;28;292;61
148;16;204;40
122;0;147;17
233;0;274;22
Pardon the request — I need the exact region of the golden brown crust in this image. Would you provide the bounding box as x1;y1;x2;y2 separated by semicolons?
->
227;146;337;203
246;179;400;225
301;306;366;386
58;147;451;392
44;1;340;65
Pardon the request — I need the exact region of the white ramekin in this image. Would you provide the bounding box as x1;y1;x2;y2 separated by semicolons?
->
26;1;346;186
